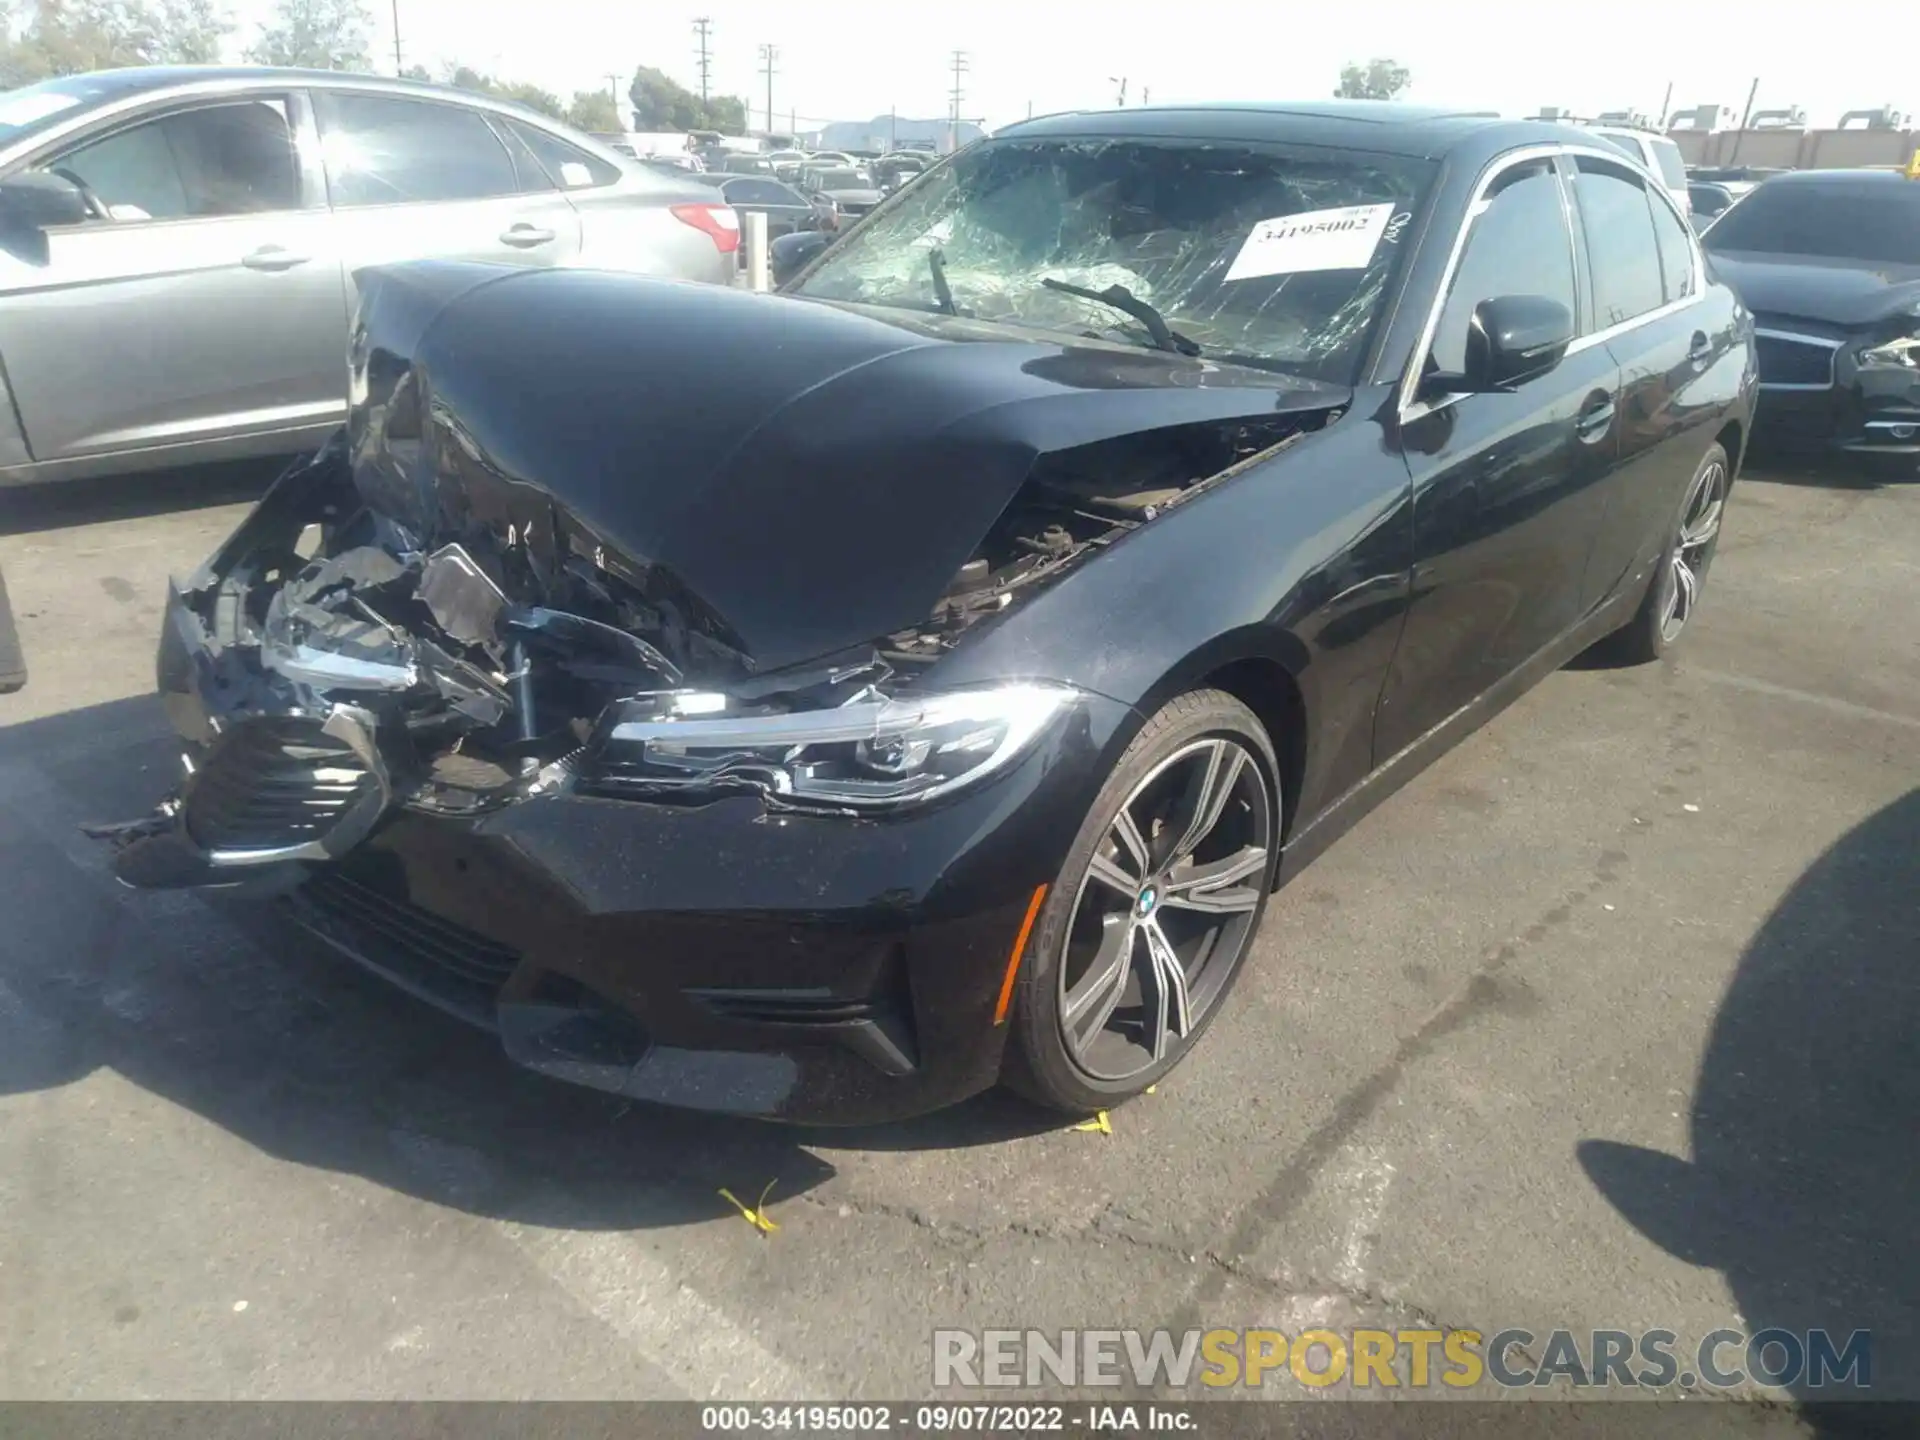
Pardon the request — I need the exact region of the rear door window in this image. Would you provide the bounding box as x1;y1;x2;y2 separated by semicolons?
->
505;119;623;190
316;93;519;207
1571;156;1666;328
1430;159;1578;374
1647;192;1697;303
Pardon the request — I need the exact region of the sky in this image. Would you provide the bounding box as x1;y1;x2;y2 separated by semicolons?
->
222;0;1919;136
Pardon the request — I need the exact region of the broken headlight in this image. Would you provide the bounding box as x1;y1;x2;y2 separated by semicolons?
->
591;682;1079;809
1857;333;1920;371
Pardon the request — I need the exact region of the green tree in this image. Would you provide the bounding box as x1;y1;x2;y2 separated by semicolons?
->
626;64;745;133
565;89;620;133
159;0;230;63
247;0;370;70
3;0;234;80
399;62;430;81
1335;57;1410;101
441;63;564;120
496;79;562;119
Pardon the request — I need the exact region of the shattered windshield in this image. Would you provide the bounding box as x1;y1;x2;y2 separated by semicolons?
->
792;136;1435;383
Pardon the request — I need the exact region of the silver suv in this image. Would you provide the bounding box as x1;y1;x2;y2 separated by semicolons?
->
0;67;741;487
1585;124;1692;218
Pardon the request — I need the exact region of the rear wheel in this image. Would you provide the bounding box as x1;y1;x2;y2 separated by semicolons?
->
1005;689;1279;1114
1596;442;1729;666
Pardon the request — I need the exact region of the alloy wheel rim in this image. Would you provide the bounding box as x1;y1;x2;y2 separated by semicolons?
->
1660;460;1727;644
1057;736;1273;1082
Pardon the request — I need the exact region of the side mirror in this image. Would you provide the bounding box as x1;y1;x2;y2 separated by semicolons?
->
0;170;89;230
771;229;832;287
1425;295;1573;396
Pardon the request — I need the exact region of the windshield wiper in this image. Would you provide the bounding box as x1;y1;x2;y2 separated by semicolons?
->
927;246;958;315
1039;277;1201;356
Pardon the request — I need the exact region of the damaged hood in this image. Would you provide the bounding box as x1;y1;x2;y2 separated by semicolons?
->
349;261;1347;673
1706;250;1920;328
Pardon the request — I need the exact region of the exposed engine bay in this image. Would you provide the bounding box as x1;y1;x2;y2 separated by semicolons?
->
882;416;1312;669
136;412;1315;832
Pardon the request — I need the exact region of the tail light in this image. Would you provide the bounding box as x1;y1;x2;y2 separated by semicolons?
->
670;203;740;254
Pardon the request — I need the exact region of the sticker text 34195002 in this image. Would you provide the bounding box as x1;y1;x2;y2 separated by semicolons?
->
1224;202;1398;282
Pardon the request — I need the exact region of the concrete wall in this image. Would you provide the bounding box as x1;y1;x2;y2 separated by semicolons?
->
1670;126;1920;170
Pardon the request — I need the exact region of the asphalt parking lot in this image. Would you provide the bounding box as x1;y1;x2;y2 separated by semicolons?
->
0;453;1915;1428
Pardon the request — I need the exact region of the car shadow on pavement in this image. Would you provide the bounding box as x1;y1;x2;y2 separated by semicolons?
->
1579;788;1920;1426
0;457;282;538
1741;451;1913;491
0;695;1062;1237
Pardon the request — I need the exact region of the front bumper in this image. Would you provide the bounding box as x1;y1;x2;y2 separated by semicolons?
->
1753;327;1920;458
115;531;1129;1126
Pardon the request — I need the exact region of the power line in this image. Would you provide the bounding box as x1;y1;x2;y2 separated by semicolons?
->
759;44;780;135
948;50;969;153
692;17;713;105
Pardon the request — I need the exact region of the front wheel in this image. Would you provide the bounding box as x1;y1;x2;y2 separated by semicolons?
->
1004;689;1280;1113
1596;442;1729;666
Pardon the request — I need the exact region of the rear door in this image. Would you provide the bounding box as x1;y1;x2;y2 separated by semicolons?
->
0;91;347;463
1375;153;1624;757
314;90;582;314
1569;153;1716;606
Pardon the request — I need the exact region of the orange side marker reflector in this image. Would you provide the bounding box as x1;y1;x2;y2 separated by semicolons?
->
993;884;1050;1025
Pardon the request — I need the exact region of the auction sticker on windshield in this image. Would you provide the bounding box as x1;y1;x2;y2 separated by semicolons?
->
1224;202;1396;281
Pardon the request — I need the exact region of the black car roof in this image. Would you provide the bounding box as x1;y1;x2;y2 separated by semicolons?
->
1753;167;1919;189
996;101;1576;160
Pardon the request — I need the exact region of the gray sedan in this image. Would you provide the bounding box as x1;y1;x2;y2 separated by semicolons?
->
0;67;739;487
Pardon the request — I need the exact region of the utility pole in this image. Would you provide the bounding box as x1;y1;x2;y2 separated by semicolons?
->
390;0;403;75
890;107;897;150
1728;76;1760;163
759;44;779;137
606;73;623;130
1656;80;1672;128
1141;86;1150;106
948;50;969;154
1110;77;1127;107
692;17;713;104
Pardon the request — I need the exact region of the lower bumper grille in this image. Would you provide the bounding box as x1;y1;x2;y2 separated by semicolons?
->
184;716;377;856
298;865;523;992
1756;331;1837;388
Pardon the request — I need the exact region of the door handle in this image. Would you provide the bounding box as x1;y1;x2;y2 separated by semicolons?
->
499;224;556;248
1575;392;1616;442
1687;331;1713;366
241;245;310;272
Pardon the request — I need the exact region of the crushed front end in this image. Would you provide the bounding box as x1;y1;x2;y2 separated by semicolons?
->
97;260;1338;1121
106;434;1123;1123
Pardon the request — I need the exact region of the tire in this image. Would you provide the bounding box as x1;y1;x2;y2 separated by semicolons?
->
1594;442;1730;666
1004;688;1280;1114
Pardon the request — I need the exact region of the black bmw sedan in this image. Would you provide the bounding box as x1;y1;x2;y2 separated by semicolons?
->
1700;168;1920;468
104;103;1757;1124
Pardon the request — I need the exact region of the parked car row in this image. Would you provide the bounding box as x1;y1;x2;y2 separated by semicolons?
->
1696;167;1920;464
0;67;742;486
